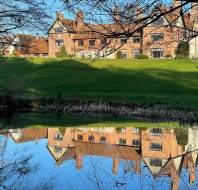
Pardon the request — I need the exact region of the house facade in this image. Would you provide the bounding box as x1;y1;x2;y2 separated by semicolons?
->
3;34;48;57
4;1;198;59
47;126;198;190
47;1;196;59
189;3;198;58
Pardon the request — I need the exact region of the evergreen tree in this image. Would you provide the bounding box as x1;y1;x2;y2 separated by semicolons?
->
57;45;68;58
176;41;189;58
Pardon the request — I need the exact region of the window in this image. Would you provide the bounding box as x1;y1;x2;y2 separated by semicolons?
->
77;134;83;141
33;53;39;57
78;40;84;47
119;138;126;146
55;40;64;46
121;49;127;58
133;37;141;43
151;33;164;42
100;136;106;144
54;146;62;153
132;140;140;147
55;27;63;33
116;128;126;134
43;53;48;57
120;37;127;44
151;17;164;26
151;48;164;58
132;128;140;134
150;143;162;151
88;135;94;142
101;39;107;47
89;40;95;47
150;128;162;136
54;132;63;141
149;159;162;167
132;49;140;58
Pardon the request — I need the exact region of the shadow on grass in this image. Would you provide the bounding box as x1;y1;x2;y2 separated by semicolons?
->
0;57;198;109
0;112;182;129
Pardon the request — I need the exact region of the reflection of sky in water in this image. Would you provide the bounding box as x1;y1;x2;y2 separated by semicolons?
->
1;135;197;190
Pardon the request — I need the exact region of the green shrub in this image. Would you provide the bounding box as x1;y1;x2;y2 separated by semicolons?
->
175;41;189;58
137;54;149;59
0;48;3;57
175;128;188;146
116;50;123;59
57;45;68;58
165;54;172;58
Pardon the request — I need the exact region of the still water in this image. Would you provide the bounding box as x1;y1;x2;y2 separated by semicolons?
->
0;113;198;190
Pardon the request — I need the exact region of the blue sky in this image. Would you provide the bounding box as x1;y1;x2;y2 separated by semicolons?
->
34;0;191;36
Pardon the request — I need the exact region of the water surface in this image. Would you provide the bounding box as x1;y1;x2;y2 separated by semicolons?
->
0;113;197;190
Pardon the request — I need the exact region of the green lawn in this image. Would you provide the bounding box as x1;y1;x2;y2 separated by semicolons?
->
1;57;198;109
0;112;182;129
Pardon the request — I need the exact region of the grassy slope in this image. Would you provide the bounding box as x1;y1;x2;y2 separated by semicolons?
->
0;57;198;109
0;113;181;129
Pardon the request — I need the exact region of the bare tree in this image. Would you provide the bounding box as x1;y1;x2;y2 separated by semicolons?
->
0;0;50;55
0;136;54;190
61;0;197;57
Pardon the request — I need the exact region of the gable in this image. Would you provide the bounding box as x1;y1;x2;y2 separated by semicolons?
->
148;16;169;27
48;19;69;34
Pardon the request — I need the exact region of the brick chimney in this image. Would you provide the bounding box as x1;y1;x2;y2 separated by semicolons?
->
113;6;121;23
76;10;84;30
112;158;119;174
170;167;179;190
75;152;83;170
188;160;196;184
172;0;182;14
173;0;181;8
56;11;64;20
191;2;198;24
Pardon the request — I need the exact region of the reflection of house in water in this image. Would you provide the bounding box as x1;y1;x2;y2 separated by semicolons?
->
186;127;198;151
47;127;198;190
9;128;48;144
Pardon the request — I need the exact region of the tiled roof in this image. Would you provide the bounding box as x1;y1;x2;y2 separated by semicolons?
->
158;5;194;30
9;128;47;143
56;13;142;37
15;34;48;55
73;141;141;161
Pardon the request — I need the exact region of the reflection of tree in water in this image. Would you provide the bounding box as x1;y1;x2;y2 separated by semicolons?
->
0;138;54;190
175;128;188;146
76;154;198;190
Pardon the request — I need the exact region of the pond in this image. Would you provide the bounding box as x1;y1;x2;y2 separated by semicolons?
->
0;113;197;190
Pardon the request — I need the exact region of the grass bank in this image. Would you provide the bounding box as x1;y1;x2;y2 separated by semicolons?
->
0;57;198;109
0;112;182;129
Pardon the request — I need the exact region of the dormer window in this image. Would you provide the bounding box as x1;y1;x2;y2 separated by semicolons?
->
54;132;63;141
55;27;63;33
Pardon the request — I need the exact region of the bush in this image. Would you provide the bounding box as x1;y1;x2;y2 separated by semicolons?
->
56;45;68;58
0;48;3;57
137;54;149;59
165;54;172;58
116;50;123;59
175;128;188;146
175;41;189;58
